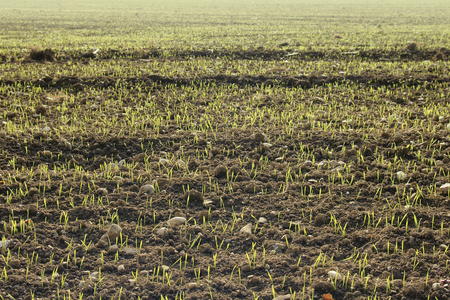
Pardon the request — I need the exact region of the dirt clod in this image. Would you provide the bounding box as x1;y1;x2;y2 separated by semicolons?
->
314;213;328;226
184;189;203;203
29;48;55;61
214;165;227;178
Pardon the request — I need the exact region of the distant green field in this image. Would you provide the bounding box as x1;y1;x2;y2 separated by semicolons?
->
1;0;449;54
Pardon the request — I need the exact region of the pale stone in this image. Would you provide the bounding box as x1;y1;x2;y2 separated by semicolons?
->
328;270;342;280
168;217;187;226
176;160;186;168
438;183;450;194
156;227;169;236
140;184;155;194
90;272;99;281
122;247;139;255
274;295;292;300
254;132;268;142
162;265;170;271
329;160;340;168
258;217;268;224
240;223;253;234
396;171;406;181
106;224;122;241
0;239;11;248
187;282;200;290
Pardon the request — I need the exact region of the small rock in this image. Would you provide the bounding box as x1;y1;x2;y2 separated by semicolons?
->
98;224;122;247
302;160;313;167
248;276;261;285
108;244;119;253
268;244;284;254
90;272;99;281
0;239;11;248
41;150;52;157
168;217;187;226
117;265;125;273
176;160;186;168
158;158;169;164
156;227;169;236
258;217;267;224
317;161;329;168
162;265;170;271
122;247;139;255
432;282;441;290
438;183;450;194
259;143;272;154
61;139;72;150
439;244;448;251
274;295;291;300
329;160;340;168
140;184;155;194
396;171;406;181
96;188;108;196
187;282;200;290
106;224;122;242
328;270;342;280
254;132;269;142
240;223;253;234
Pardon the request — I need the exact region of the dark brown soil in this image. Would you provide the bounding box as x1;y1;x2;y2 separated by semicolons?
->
1;48;450;300
29;48;56;62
